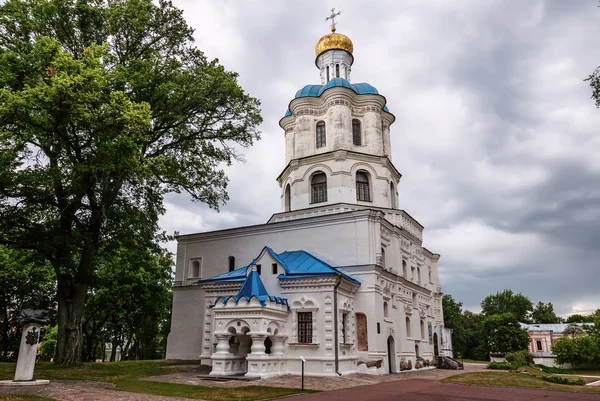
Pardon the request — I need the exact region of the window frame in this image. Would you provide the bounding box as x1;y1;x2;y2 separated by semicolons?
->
316;121;326;148
310;172;328;204
356;170;371;202
297;312;313;344
352;119;361;146
536;340;543;351
228;256;235;272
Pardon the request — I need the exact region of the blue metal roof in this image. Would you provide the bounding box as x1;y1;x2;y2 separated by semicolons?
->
284;78;390;118
294;78;379;98
198;246;360;286
277;250;361;285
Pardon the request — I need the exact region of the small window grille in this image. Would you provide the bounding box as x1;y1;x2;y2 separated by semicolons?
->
352;119;361;146
356;171;370;201
316;121;326;148
311;173;327;203
298;312;313;343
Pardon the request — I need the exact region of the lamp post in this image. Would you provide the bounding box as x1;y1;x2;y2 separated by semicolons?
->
300;356;305;391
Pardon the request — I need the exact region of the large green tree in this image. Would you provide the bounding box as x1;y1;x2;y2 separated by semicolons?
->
531;301;562;324
0;0;261;366
481;289;533;323
481;312;530;355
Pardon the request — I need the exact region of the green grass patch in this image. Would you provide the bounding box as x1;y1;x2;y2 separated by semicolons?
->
0;361;317;400
443;371;600;394
541;375;585;386
460;359;490;364
534;364;572;374
487;362;517;370
0;396;55;401
114;379;317;401
571;369;600;376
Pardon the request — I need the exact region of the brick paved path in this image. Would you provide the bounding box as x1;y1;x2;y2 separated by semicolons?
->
283;378;600;401
0;380;195;401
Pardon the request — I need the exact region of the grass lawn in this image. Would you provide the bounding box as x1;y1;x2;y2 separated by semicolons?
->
571;370;600;377
0;361;317;401
443;370;600;394
459;359;489;364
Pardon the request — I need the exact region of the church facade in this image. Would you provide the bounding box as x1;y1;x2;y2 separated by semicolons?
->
166;19;452;377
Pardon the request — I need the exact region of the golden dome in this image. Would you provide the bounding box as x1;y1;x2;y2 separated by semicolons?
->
315;28;354;57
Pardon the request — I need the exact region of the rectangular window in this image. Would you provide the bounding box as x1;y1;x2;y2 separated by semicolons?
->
536;341;543;351
257;264;261;275
316;122;326;148
377;322;381;334
298;312;313;343
311;182;327;203
272;263;277;274
342;313;348;343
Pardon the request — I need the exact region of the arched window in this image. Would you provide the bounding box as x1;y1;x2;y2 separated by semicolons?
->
420;320;425;339
383;301;389;318
284;184;291;212
356;171;370;201
311;172;327;204
406;316;411;338
326;66;330;82
228;256;235;272
390;182;397;208
190;260;200;278
380;247;386;268
336;64;340;78
402;260;408;278
415;344;420;357
316;121;326;148
352;119;361;146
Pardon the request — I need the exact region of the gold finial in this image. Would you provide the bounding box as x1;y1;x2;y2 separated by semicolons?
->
325;7;341;32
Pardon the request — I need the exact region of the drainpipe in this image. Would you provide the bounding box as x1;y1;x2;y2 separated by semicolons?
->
333;276;342;376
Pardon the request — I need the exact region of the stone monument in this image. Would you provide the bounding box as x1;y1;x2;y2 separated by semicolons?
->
0;309;50;386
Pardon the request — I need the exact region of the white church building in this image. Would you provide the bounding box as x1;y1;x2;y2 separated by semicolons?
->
166;17;453;377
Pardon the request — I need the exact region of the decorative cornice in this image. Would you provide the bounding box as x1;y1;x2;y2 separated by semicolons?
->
276;150;401;184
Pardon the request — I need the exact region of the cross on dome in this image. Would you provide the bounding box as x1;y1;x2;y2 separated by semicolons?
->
325;7;341;32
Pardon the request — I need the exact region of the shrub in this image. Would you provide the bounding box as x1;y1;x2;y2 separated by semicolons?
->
488;362;518;370
534;364;573;374
505;350;534;367
541;376;585;386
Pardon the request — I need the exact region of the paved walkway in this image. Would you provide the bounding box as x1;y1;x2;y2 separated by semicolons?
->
283;378;600;401
0;380;193;401
143;364;488;391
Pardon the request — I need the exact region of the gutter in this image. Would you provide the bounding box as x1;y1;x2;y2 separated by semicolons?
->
333;276;342;376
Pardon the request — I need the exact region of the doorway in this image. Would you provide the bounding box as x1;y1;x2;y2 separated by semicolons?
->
433;332;439;357
387;336;396;373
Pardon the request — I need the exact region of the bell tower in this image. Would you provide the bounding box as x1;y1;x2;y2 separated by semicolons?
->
278;11;400;213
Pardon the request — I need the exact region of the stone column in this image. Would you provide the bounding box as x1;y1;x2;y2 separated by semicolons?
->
270;335;287;356
14;323;41;381
214;334;232;355
249;333;267;355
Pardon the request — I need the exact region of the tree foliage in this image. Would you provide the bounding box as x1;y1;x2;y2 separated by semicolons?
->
83;243;172;361
480;313;530;354
442;294;486;360
552;335;600;367
0;0;261;366
0;246;56;360
481;290;533;323
531;301;562;324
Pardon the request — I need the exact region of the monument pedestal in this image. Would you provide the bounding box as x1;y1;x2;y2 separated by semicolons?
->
0;320;50;387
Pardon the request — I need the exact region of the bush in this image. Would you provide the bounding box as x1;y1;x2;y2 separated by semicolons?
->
541;376;585;386
505;350;534;367
534;364;573;374
488;362;518;370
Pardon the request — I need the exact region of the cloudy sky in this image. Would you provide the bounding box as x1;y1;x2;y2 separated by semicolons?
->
161;0;600;316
